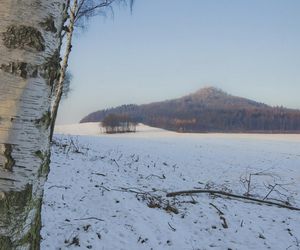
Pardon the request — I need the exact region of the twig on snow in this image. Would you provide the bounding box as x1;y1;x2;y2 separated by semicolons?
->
209;203;228;228
91;172;106;176
74;217;104;222
209;203;224;215
168;222;176;232
48;185;70;190
112;159;120;167
145;174;166;180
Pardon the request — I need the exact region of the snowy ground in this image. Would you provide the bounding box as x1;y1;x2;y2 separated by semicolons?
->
41;123;300;250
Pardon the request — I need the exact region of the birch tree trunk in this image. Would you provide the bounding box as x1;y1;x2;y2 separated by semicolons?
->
50;0;76;141
0;0;66;249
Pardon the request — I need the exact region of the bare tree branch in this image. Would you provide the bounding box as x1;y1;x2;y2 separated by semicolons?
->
75;0;116;23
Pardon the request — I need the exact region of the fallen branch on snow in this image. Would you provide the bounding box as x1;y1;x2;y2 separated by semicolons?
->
209;203;228;228
209;202;224;215
145;174;166;180
48;185;70;190
166;189;300;211
168;222;176;231
91;172;106;177
74;217;105;221
114;187;179;214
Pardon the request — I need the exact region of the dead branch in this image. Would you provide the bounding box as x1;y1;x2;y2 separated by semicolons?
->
168;222;176;232
209;203;228;228
48;185;70;190
209;203;224;215
112;187;147;194
91;172;106;176
112;159;120;167
74;217;104;221
263;183;278;200
98;185;110;191
166;189;300;211
114;187;179;214
220;216;228;229
240;168;277;197
145;174;166;180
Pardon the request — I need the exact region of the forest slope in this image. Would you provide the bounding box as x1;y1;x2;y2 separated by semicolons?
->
81;87;300;133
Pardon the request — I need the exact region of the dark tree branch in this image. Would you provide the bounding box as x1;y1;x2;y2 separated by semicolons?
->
166;189;300;211
74;217;105;221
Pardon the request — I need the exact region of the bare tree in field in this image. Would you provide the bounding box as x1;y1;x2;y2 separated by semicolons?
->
49;0;134;140
0;0;66;248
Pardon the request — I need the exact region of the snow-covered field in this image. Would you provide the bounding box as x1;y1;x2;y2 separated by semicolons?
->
41;123;300;250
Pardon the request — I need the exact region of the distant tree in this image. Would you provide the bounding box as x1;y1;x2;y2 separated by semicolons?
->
102;114;137;133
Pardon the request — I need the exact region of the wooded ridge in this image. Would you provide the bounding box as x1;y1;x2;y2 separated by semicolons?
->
81;87;300;133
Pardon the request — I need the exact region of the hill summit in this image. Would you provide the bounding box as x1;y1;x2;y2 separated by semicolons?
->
190;86;228;98
81;87;300;133
180;87;267;109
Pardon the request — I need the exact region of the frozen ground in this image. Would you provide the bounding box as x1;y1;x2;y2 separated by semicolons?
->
41;123;300;250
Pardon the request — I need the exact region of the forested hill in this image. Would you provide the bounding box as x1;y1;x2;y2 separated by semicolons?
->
80;87;300;133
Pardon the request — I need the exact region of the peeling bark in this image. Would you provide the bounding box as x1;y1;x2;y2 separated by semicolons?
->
0;0;66;249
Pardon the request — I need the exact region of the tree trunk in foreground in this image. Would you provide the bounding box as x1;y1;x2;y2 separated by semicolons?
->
0;0;66;249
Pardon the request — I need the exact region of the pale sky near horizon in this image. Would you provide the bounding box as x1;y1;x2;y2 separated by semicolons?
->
56;0;300;125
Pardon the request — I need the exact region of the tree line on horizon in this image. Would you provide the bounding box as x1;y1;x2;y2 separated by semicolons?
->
85;103;300;133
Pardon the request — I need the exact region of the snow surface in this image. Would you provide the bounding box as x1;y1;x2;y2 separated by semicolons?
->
41;123;300;250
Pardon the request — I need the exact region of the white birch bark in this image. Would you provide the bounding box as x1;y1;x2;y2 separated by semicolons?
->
0;0;66;249
50;0;76;140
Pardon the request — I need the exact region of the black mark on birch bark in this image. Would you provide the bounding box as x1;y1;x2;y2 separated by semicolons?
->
0;236;13;250
40;16;57;33
18;198;42;249
34;150;44;160
1;144;15;171
38;152;50;177
35;111;51;128
2;25;45;51
0;184;36;248
1;51;60;83
42;50;61;86
0;62;38;79
0;184;32;216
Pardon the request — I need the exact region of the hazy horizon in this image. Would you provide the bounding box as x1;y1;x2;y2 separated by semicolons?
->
56;0;300;124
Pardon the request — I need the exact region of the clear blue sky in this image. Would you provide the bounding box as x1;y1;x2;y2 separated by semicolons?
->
57;0;300;124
